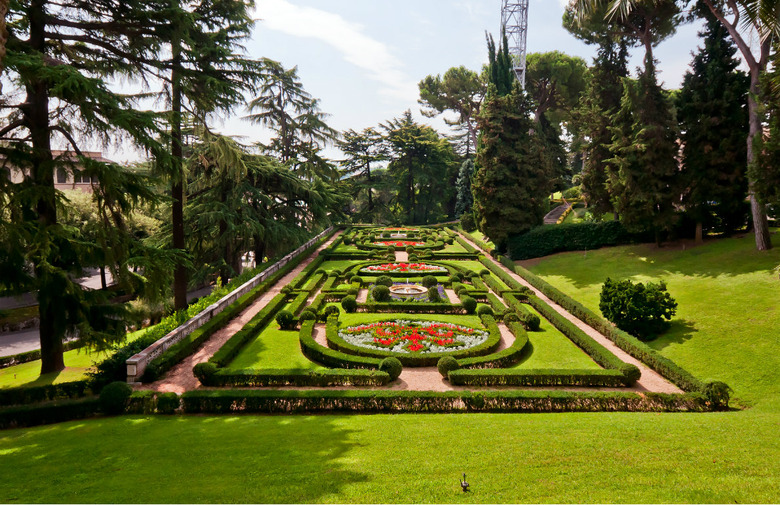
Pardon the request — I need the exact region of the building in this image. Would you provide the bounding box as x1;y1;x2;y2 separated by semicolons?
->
6;150;115;194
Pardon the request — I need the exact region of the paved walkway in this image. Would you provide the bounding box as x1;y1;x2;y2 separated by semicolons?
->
143;231;342;393
543;202;571;225
456;232;682;394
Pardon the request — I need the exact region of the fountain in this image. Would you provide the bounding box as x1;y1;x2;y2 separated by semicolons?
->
389;283;427;298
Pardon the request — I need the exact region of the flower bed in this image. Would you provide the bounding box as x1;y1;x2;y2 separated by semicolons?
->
373;241;426;247
339;320;488;354
359;263;447;274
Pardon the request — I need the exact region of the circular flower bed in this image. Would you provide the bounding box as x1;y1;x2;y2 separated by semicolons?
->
338;320;489;355
360;263;447;274
373;240;425;247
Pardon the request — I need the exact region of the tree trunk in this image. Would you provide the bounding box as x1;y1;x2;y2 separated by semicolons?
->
171;29;188;310
100;265;107;290
27;0;64;374
366;164;373;212
254;240;265;268
695;221;703;244
747;71;772;251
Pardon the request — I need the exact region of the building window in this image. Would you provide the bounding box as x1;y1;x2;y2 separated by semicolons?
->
56;168;68;184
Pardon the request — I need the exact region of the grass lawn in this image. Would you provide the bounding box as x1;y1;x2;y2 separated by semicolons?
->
511;306;601;370
339;312;483;328
523;232;780;409
227;325;324;370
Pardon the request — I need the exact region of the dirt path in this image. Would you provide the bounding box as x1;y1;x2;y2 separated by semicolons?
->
456;232;683;394
141;232;341;394
395;251;409;262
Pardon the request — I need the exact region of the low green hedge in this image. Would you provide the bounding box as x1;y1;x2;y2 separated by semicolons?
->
0;397;102;429
457;321;529;369
478;256;528;293
504;258;708;393
448;368;628;387
506;221;648;260
207;368;390;387
359;302;461;314
325;314;502;367
503;293;540;331
0;380;92;407
298;320;383;370
180;389;714;414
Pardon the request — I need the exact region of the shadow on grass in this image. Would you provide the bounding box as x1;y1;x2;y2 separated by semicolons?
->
647;319;698;352
1;414;369;503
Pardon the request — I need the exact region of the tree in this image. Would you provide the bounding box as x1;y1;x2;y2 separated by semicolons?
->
0;0;182;374
485;31;515;97
339;127;387;218
418;66;486;154
525;51;588;127
473;88;555;251
383;111;457;224
678;10;749;241
455;159;475;218
600;277;678;341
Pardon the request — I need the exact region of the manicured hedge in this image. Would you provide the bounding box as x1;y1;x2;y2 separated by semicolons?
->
503;293;540;331
180;389;714;414
506;221;648;260
448;368;628;387
359;302;462;314
457;321;529;369
298;320;383;370
207;368;391;387
478;256;528;293
325;314;502;367
0;397;102;429
0;380;92;407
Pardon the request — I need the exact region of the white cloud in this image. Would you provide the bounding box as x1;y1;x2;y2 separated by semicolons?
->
253;0;418;101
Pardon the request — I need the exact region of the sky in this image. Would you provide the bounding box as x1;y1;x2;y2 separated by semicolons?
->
110;0;710;162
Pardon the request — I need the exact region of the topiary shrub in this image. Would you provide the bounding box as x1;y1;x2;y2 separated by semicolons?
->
461;212;477;232
477;305;494;316
281;285;293;294
349;275;364;285
437;356;460;379
321;305;340;320
382;231;391;238
461;296;477;314
427;286;442;303
341;295;358;313
194;362;218;385
275;310;296;330
599;278;678;341
99;381;132;415
503;312;520;323
619;364;642;385
379;357;403;381
156;392;180;414
449;273;463;284
342;236;352;245
524;313;541;332
422;275;438;288
315;268;327;275
457;287;470;300
408;254;419;262
376;275;393;287
299;308;318;322
479;269;491;276
347;287;359;297
372;285;391;302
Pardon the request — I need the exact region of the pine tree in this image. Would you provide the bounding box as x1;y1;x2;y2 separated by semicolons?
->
339;127;387;219
454;159;475;218
678;12;749;241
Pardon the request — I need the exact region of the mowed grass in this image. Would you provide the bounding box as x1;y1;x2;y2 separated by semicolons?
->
227;325;324;370
511;306;601;370
0;411;778;503
523;231;780;409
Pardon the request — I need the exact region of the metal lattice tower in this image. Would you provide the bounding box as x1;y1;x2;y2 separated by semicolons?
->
500;0;529;89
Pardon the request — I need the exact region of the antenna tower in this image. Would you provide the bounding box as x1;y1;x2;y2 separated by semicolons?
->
500;0;529;89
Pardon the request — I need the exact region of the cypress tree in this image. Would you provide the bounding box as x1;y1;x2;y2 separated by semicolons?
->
454;159;475;217
678;12;749;241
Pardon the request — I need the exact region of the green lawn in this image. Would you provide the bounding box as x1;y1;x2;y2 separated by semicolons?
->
523;232;780;409
227;326;324;370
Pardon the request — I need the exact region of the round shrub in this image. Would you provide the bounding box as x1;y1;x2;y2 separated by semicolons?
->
405;245;415;254
376;275;393;287
386;246;395;254
342;236;352;245
437;356;460;379
479;269;491;276
99;381;132;415
503;313;520;323
408;254;419;262
347;287;359;297
156;392;179;415
477;305;494;316
327;269;341;278
281;285;293;294
193;362;218;385
379;357;403;381
422;275;438;288
372;285;391;302
457;287;470;300
449;273;463;284
275;310;296;330
299;308;318;322
620;363;642;385
315;268;327;275
461;296;477;314
524;313;541;332
427;285;442;303
341;295;358;313
349;275;364;285
599;278;678;341
382;231;391;238
322;305;340;319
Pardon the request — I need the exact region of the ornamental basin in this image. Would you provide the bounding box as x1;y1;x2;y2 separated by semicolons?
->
389;284;427;297
390;233;407;239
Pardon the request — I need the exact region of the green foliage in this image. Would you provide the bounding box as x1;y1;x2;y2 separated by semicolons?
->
461;296;477;314
321;306;340;320
208;369;390;387
437;356;460;378
485;31;515;97
350;275;364;285
427;286;442;303
421;276;438;288
449;369;628;387
460;212;477;232
376;275;393;287
599;278;678;341
372;285;391;302
193;362;218;386
341;295;358;313
476;305;494;317
156;393;180;415
299;309;318;321
507;221;643;260
455;159;476;216
275;310;296;330
99;381;132;415
379;357;403;381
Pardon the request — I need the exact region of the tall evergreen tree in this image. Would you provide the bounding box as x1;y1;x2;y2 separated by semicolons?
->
678;10;749;241
485;31;515;97
339;127;386;219
455;159;475;218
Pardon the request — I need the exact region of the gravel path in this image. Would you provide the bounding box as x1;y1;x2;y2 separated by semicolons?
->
141;232;341;394
395;251;409;262
456;232;683;394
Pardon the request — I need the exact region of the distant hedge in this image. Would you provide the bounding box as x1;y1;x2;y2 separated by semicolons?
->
507;221;650;260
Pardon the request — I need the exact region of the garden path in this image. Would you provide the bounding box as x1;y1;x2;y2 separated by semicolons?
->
455;232;683;394
141;231;342;394
395;251;409;262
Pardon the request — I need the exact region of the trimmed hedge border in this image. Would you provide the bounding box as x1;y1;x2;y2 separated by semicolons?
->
0;380;92;407
180;389;715;413
457;321;529;369
298;320;383;370
448;368;628;387
207;368;391;387
0;397;102;430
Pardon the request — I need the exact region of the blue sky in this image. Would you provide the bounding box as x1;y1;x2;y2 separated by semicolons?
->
113;0;711;161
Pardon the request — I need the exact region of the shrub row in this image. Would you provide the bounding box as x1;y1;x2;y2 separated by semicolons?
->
448;368;628;387
504;258;708;393
325;314;502;367
358;302;462;314
286;292;310;316
0;339;85;370
478;256;529;293
482;274;512;295
506;221;649;260
179;389;714;414
206;368;390;387
458;227;493;253
457;321;529;369
0;397;102;430
0;380;92;407
299;320;383;370
503;293;540;331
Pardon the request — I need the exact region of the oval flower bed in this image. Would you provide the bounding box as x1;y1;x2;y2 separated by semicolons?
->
338;320;489;355
359;263;447;274
373;240;426;247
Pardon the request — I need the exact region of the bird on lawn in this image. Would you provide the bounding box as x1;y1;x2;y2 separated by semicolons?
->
460;473;469;492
